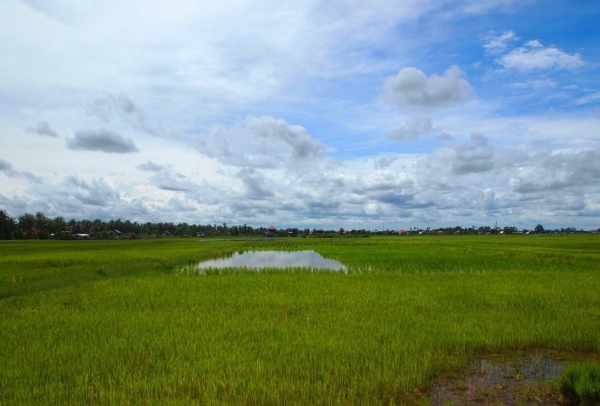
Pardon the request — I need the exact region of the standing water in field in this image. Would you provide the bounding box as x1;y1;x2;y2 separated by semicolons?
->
195;250;346;272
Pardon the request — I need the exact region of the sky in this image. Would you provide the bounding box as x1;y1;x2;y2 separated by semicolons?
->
1;0;600;231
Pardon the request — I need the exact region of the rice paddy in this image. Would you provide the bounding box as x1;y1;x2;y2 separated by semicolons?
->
1;235;599;405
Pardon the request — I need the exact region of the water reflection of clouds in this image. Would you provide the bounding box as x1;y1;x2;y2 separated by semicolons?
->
197;251;345;270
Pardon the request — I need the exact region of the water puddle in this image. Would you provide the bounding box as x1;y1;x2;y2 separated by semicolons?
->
431;355;567;405
194;250;346;272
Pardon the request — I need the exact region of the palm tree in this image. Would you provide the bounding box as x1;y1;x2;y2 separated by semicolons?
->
35;212;50;239
0;209;17;239
51;216;66;238
18;213;36;239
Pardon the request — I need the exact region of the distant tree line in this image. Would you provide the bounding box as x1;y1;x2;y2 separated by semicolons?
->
0;210;282;240
380;224;591;235
0;209;594;240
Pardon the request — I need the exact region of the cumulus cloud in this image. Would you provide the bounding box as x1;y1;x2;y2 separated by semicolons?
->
66;129;139;153
510;175;566;194
137;161;196;192
164;196;198;213
152;172;193;192
389;116;434;140
3;176;152;221
383;66;474;108
482;188;498;212
510;149;600;194
4;4;600;230
347;175;428;210
239;168;275;200
374;155;399;170
451;134;494;174
65;176;121;207
388;116;450;140
8;141;599;229
373;191;421;207
248;116;326;160
27;121;59;138
499;40;585;71
197;116;326;169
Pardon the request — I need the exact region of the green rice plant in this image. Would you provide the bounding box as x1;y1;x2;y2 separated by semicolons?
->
1;235;599;405
0;239;246;300
559;362;600;405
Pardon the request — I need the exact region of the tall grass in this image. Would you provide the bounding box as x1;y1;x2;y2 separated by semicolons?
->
1;235;599;404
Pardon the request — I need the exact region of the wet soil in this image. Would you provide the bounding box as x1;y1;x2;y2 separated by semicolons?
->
431;355;567;405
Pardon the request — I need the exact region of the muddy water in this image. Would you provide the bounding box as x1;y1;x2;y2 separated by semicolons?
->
431;355;567;405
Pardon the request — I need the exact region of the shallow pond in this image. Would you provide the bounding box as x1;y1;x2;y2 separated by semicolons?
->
195;250;346;271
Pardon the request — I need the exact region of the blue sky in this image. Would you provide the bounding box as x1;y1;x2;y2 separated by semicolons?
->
1;0;599;230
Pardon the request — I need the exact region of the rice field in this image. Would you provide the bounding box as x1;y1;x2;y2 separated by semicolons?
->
1;235;599;405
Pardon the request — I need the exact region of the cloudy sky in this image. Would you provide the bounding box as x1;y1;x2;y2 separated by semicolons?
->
1;0;599;230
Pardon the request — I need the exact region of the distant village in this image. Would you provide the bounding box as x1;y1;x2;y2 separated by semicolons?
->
0;210;597;240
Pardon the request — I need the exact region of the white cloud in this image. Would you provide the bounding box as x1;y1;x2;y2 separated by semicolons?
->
1;2;600;230
483;30;518;54
572;91;600;106
5;128;600;229
137;161;165;172
499;40;585;71
85;94;137;122
135;160;207;194
84;94;162;137
65;176;121;207
238;168;275;200
196;116;326;169
451;134;494;175
510;149;600;194
509;79;557;90
383;66;474;108
388;116;450;140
